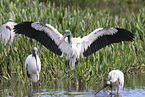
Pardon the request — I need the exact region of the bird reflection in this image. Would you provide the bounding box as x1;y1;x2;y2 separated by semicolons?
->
107;93;123;97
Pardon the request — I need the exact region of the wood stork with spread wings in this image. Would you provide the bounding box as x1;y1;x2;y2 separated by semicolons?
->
14;22;134;73
0;19;16;45
25;47;41;84
95;70;124;95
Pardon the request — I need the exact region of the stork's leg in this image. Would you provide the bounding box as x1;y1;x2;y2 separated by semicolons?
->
29;78;33;95
37;75;39;91
30;77;32;86
37;81;39;92
75;59;78;67
75;59;78;72
75;59;79;86
117;86;119;94
65;60;69;76
111;88;113;94
65;60;69;92
29;83;32;97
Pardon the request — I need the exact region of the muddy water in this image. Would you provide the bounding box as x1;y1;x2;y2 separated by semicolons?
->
0;72;145;97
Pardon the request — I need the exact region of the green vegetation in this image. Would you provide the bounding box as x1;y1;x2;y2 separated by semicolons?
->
48;0;145;17
0;0;145;91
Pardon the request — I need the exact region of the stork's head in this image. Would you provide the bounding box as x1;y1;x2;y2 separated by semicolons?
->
6;19;17;30
106;80;112;88
95;80;112;94
58;30;71;48
7;19;13;22
64;30;71;37
32;47;38;57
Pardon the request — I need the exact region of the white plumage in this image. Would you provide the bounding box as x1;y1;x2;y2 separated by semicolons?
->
25;47;41;83
108;70;124;91
95;70;124;94
0;19;16;45
14;22;134;71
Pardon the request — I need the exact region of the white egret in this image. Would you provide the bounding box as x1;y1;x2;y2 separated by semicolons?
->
25;47;41;84
0;19;16;45
14;22;134;74
95;70;124;94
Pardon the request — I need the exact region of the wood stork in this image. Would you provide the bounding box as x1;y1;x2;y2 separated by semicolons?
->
14;22;134;73
95;70;124;94
0;19;16;45
25;47;41;84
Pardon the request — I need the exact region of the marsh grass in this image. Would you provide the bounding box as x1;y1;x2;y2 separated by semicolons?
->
0;0;145;91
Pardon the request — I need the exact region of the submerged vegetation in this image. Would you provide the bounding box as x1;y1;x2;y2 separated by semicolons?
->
0;0;145;93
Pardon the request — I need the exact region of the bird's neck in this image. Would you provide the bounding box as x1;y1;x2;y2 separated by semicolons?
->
33;54;39;71
68;35;72;44
32;54;37;60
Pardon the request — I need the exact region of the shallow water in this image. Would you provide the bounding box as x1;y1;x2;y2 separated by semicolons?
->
1;72;145;97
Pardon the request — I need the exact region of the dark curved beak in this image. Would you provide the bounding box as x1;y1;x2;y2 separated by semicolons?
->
58;34;67;49
58;36;65;49
94;83;108;95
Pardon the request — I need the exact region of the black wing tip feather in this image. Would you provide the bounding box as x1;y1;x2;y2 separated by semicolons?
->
14;22;47;33
26;64;30;78
15;21;33;26
116;28;134;41
14;22;33;32
14;21;33;26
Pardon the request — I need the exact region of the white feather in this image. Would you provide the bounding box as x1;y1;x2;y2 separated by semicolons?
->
108;70;124;89
0;21;16;45
25;54;41;83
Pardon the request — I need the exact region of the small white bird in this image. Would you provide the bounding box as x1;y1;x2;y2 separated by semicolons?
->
0;19;16;45
95;70;124;94
25;47;41;84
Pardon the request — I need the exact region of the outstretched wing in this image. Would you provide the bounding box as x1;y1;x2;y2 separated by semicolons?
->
14;22;63;55
81;27;134;57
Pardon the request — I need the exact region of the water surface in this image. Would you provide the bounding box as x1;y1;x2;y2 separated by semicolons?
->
1;72;145;97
